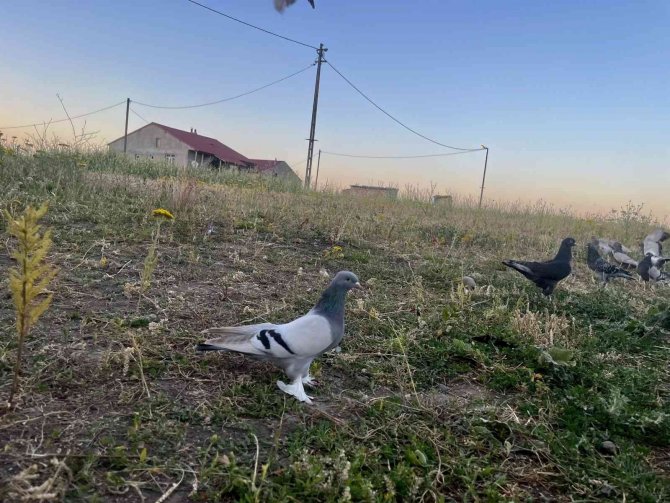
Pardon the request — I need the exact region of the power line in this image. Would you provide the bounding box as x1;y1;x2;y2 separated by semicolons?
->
133;63;315;109
326;60;482;152
0;100;126;130
185;0;318;50
130;108;150;123
321;149;481;159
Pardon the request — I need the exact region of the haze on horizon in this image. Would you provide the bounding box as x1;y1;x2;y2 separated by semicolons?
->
1;1;668;221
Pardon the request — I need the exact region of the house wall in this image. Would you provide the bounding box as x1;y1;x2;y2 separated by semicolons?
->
108;124;190;166
263;161;301;184
432;195;453;206
345;186;399;199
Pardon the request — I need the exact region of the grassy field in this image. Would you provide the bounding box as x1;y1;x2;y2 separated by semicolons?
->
1;151;668;502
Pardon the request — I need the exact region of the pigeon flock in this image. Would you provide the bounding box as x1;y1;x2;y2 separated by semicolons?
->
503;229;669;295
197;230;667;403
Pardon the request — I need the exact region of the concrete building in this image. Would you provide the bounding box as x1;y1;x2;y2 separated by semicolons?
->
342;184;399;199
432;195;453;206
108;123;252;170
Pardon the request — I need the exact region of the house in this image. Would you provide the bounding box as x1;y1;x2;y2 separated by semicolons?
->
108;123;253;170
248;159;301;184
342;184;399;199
432;195;453;206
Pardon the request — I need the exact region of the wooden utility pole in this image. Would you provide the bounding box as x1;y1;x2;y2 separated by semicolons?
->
314;149;322;189
478;146;489;208
123;98;130;154
304;43;327;188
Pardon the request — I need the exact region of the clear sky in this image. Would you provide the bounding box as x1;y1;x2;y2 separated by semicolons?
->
1;1;668;220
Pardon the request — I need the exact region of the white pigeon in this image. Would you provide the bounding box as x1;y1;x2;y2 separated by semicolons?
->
197;271;362;403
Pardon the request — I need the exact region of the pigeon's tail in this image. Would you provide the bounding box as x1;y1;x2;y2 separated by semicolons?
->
196;343;226;352
502;260;534;279
612;270;634;280
197;325;269;356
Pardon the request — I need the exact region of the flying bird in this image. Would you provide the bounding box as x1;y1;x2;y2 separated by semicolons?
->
586;243;633;283
502;237;576;296
274;0;315;12
638;253;669;282
610;242;638;269
197;271;361;403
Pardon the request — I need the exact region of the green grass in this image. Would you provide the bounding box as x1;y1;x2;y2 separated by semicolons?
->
1;150;668;501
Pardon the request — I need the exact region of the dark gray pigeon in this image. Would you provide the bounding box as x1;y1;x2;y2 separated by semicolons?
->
197;271;361;403
587;243;633;283
503;237;576;296
638;253;669;282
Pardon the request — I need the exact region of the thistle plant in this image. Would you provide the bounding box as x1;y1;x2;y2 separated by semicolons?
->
3;204;57;409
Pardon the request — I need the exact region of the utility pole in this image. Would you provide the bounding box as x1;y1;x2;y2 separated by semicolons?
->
304;43;327;188
478;145;489;208
123;98;130;154
314;149;322;189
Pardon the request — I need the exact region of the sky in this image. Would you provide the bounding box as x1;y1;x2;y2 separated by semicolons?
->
1;0;669;220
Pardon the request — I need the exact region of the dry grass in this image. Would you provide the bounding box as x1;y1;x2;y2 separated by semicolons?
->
0;150;668;501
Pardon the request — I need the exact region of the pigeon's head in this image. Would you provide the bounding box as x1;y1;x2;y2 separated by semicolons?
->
331;271;362;291
562;237;576;248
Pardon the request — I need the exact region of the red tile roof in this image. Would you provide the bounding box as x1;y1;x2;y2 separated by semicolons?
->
248;159;282;172
154;123;251;166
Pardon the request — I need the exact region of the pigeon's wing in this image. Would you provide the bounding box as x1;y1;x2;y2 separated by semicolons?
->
613;241;632;254
645;229;670;243
595;258;614;274
528;260;571;280
650;256;669;267
613;252;637;267
643;238;661;257
648;266;669;281
200;314;333;359
264;313;334;357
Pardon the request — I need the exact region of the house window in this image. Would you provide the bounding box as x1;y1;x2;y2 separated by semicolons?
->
165;154;175;164
155;138;161;148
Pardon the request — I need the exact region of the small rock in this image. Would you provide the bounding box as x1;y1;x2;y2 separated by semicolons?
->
598;440;617;456
597;483;616;498
462;276;477;290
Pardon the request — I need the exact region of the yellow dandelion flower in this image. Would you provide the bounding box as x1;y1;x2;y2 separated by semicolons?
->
152;208;174;220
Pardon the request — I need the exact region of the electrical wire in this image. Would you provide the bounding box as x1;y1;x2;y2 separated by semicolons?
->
326;60;482;152
130;108;150;123
321;149;481;159
185;0;318;50
133;63;315;109
0;100;126;130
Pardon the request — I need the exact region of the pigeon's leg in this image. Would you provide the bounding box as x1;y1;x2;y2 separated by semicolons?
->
301;358;318;387
277;378;313;404
278;359;314;403
302;373;318;387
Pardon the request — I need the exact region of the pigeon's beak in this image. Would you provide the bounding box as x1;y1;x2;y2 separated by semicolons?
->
353;282;363;290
